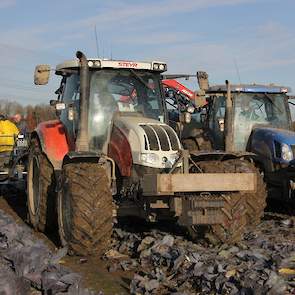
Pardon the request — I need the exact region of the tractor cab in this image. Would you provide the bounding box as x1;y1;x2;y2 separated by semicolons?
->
204;83;295;200
205;84;292;151
51;58;168;154
34;53;183;174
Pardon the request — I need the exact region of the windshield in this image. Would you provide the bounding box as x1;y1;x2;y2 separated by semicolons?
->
88;69;164;151
233;92;290;150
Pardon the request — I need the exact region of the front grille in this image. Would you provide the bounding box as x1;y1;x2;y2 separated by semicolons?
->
150;125;170;151
140;125;159;150
162;125;179;150
140;124;179;151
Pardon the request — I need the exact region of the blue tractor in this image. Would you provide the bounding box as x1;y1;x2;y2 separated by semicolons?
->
202;81;295;201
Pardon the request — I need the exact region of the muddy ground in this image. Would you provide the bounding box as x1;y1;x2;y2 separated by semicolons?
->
0;187;131;295
0;186;295;294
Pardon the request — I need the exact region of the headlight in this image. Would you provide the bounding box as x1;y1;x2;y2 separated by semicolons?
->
162;153;180;168
281;143;293;161
141;153;159;165
168;153;180;165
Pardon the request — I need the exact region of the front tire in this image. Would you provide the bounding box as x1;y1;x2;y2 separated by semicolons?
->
58;162;113;256
27;138;55;232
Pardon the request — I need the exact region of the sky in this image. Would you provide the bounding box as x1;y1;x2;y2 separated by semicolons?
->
0;0;295;105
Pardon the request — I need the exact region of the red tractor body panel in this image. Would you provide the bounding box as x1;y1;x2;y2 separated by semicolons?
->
35;120;70;169
108;126;132;177
162;79;196;100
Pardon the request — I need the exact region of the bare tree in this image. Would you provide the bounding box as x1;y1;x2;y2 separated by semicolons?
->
0;99;57;132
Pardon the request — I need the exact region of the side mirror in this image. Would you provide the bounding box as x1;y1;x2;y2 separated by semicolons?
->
197;71;209;91
195;94;207;108
34;64;51;85
50;99;58;106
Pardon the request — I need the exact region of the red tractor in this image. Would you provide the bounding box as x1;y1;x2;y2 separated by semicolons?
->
28;51;262;255
161;74;211;151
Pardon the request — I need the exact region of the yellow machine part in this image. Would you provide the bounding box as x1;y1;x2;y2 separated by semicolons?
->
0;120;19;152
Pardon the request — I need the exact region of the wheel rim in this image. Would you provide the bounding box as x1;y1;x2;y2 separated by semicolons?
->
59;179;72;242
28;155;41;215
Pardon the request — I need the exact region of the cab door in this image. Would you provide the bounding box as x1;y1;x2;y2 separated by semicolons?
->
208;95;226;150
59;74;80;150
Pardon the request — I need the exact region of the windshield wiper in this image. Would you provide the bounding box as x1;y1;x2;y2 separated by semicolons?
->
129;69;154;92
263;93;282;113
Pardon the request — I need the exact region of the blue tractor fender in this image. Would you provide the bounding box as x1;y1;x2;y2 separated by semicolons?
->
248;127;295;172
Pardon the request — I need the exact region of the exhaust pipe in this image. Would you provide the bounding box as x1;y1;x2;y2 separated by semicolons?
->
225;80;234;152
75;51;90;152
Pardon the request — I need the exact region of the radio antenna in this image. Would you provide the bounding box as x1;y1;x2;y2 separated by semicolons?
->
110;42;113;60
94;25;99;58
234;58;242;85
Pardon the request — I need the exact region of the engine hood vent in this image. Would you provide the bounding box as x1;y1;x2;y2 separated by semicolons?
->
140;124;180;151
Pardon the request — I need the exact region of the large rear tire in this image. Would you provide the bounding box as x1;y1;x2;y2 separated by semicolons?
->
208;192;247;244
194;160;247;244
221;159;267;226
182;130;212;152
27;138;56;232
58;162;113;256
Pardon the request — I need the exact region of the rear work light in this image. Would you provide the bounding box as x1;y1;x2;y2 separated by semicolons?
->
153;63;167;71
281;87;289;93
87;60;101;68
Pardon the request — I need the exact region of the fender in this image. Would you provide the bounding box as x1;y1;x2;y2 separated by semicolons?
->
248;128;286;172
108;126;132;176
32;120;70;170
190;150;257;162
249;140;274;172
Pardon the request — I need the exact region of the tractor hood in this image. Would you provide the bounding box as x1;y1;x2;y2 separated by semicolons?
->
251;127;295;145
113;115;181;169
250;127;295;164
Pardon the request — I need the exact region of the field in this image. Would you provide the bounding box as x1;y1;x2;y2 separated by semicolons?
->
0;187;294;294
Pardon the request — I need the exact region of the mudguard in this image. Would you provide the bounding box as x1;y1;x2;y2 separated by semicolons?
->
108;126;132;176
190;150;257;162
62;151;103;166
32;120;70;170
248;127;295;172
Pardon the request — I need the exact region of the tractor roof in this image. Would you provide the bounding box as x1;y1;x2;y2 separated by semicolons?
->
207;84;291;94
56;58;167;74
